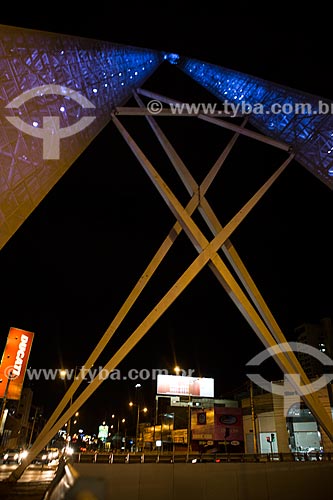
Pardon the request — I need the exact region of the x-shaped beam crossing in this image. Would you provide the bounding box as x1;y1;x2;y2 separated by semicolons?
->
9;89;333;481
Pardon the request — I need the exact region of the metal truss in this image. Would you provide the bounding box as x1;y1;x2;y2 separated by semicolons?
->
0;24;162;251
8;89;333;481
178;57;333;189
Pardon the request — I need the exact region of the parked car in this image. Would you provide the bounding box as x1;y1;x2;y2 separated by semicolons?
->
2;448;28;464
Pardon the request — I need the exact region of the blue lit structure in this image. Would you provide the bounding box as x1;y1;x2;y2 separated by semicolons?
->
2;24;333;252
178;57;333;189
0;24;162;250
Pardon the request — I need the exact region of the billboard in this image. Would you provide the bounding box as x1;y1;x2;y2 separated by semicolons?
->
0;327;34;400
191;407;244;442
157;375;214;397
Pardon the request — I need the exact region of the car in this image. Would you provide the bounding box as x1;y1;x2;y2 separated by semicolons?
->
2;448;28;464
32;448;59;465
46;448;60;461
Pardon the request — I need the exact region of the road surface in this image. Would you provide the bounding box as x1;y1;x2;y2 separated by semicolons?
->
0;463;56;499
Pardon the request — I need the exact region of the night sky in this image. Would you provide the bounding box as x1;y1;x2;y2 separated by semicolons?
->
0;11;332;433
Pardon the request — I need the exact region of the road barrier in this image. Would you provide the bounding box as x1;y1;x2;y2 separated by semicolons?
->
73;451;332;464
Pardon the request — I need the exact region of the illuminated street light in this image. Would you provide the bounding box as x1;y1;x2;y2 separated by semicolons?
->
111;414;126;450
130;401;148;452
111;414;126;433
59;366;81;445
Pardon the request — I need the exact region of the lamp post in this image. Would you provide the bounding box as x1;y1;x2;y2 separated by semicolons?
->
60;366;81;449
249;380;258;454
133;382;142;452
129;402;148;452
135;404;140;453
111;414;125;450
187;394;192;461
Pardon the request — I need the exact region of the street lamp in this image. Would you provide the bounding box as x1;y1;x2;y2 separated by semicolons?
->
60;366;81;447
111;414;126;450
112;414;126;434
129;402;147;452
134;382;142;452
187;395;192;460
64;411;79;443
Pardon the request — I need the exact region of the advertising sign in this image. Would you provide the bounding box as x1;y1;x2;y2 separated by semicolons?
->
0;327;34;400
157;375;214;397
213;407;243;442
191;407;244;443
98;425;109;440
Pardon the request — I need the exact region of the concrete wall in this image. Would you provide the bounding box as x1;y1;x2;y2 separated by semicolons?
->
74;462;332;500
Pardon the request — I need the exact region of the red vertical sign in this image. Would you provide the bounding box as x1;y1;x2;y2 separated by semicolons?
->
0;327;34;400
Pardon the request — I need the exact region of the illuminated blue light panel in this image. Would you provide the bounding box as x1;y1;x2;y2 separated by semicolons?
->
178;57;333;189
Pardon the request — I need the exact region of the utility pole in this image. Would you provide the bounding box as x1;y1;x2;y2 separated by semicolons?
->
250;381;258;453
135;404;140;453
186;393;191;461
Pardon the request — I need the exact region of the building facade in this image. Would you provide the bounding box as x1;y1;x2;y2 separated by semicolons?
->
241;383;333;455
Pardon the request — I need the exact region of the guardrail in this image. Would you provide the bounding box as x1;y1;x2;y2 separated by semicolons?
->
43;456;105;500
73;451;332;464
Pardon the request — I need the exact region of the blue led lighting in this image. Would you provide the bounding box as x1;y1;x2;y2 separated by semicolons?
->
163;53;180;65
0;24;164;250
178;57;333;189
0;26;163;130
